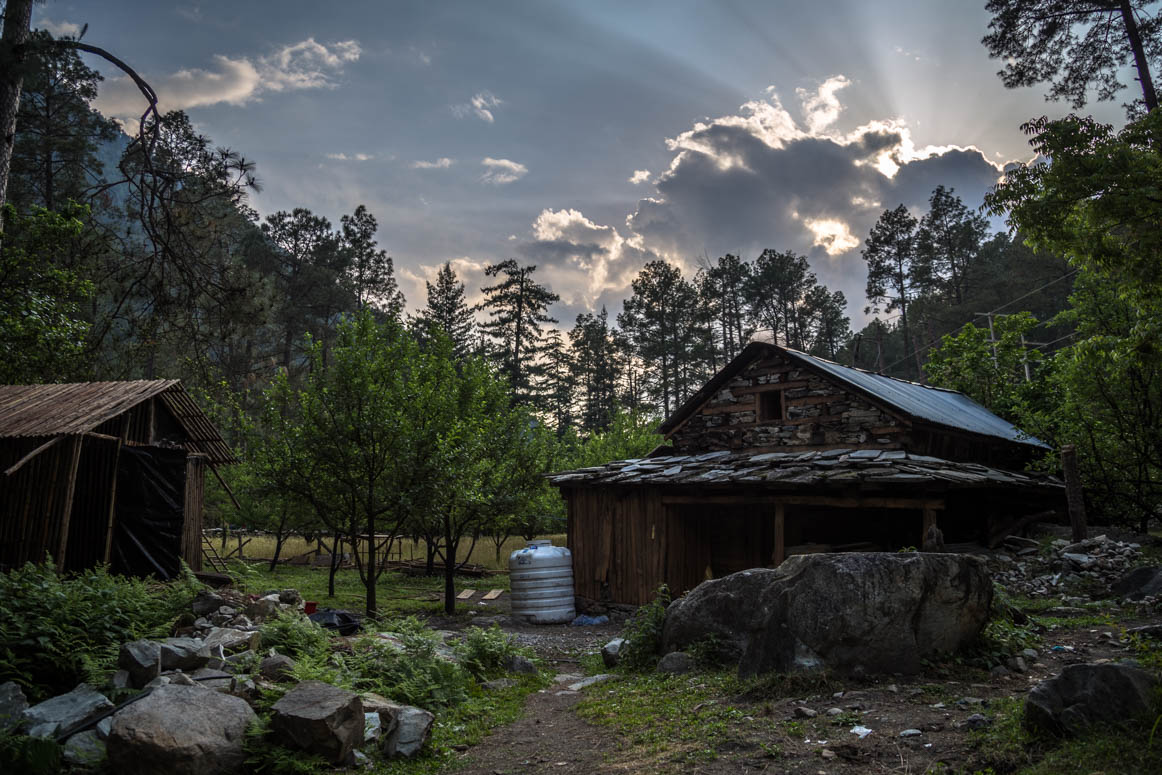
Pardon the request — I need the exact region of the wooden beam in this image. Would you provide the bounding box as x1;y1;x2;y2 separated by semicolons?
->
103;416;130;564
147;397;157;444
56;436;84;568
4;435;63;476
207;461;242;512
662;494;945;509
773;502;785;566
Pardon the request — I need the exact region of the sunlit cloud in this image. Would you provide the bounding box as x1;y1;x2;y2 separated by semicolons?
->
802;217;861;256
453;91;502;123
796;75;850;134
628;169;651;184
36;18;81;37
480;157;527;184
412;157;454;169
92;37;361;119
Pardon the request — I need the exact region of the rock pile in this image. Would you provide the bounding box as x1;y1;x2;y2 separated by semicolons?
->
989;534;1144;598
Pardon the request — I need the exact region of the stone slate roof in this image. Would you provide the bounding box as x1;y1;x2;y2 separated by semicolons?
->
548;448;1064;491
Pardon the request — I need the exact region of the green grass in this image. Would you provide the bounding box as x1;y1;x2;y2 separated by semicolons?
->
575;671;778;770
966;694;1162;775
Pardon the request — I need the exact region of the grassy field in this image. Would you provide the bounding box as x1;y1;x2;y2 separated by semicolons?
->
210;532;567;571
221;533;567;618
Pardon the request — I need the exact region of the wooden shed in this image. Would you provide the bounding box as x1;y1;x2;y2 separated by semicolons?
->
0;380;235;577
550;342;1066;606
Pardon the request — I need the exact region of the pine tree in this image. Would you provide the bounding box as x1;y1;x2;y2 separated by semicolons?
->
339;205;404;317
863;205;921;376
698;253;752;365
479;259;559;403
747;249;815;349
915;186;988;305
568;307;623;432
413;261;476;359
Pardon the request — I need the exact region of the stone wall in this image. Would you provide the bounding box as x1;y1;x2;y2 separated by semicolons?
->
668;351;909;453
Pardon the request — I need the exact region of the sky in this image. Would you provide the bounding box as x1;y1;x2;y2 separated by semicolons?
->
37;1;1131;327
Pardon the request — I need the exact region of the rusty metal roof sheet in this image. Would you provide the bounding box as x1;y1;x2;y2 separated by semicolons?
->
549;448;1063;490
0;380;235;463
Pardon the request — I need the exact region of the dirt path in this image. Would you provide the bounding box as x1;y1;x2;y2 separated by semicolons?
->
451;683;616;775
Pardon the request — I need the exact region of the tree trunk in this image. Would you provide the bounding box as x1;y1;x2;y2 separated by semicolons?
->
327;531;341;598
443;515;457;615
1121;0;1158;111
1062;444;1088;542
0;0;33;221
365;509;377;618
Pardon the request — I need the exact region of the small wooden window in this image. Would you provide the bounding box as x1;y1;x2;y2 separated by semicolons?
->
757;389;784;422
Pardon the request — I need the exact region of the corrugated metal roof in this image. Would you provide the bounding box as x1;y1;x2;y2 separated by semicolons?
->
783;349;1050;449
549;448;1063;490
0;380;235;463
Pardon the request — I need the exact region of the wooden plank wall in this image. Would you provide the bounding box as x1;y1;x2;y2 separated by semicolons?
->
669;351;910;453
568;487;701;606
0;438;74;570
61;436;119;572
181;454;206;572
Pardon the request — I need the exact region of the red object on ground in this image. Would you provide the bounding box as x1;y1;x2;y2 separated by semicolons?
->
304;601;317;614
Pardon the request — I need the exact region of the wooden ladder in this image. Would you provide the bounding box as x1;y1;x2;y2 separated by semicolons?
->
201;531;229;573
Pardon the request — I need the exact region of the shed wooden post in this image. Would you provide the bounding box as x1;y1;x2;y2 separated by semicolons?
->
103;416;130;563
1062;444;1087;542
772;501;785;566
55;436;84;568
922;506;937;547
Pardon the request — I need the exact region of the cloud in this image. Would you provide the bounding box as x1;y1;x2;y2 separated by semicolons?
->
796;75;850;135
412;157;454;169
628;169;651;185
37;18;81;38
506;77;1007;326
326;152;374;161
515;208;662;314
480;157;527;184
453;91;502;123
92;37;361;119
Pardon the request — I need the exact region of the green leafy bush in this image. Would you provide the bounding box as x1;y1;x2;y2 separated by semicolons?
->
0;561;201;700
618;585;671;672
340;628;470;710
455;624;534;679
963;582;1041;668
258;613;332;661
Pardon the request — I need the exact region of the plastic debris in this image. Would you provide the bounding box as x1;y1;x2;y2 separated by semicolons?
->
569;614;609;626
850;725;873;738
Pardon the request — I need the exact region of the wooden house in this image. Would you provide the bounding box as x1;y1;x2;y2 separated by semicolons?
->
550;342;1065;606
0;380;235;577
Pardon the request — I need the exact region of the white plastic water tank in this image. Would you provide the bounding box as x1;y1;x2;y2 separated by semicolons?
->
508;539;576;624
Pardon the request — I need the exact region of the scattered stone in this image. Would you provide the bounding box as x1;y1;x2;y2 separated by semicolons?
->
601;638;626;668
821;749;836;759
567;674;613;691
956;696;985;706
663;553;992;677
1007;656;1028;673
165;672;197;687
1112;566;1162;600
552;673;583;685
107;684;255;775
363;712;382;743
1025;662;1158;736
63;729;106;767
201;628;260;655
899;728;922;737
794;706;818;719
191;591;227;617
279;589;302;605
965;713;990;730
657;651;695;675
481;678;517;691
189;668;233;692
271;680;363;764
826;707;843;716
22;684;113;739
990;666;1010;679
377;703;434;758
505;654;538;675
245;596;280;621
1022;648;1040;660
260;654;297;681
0;681;28;733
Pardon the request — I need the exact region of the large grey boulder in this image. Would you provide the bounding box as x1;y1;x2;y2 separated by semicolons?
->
1025;663;1158;736
107;684;255;775
120;638;213;688
0;681;28;733
1112;566;1162;600
63;729;106;768
379;703;434;758
663;552;992;677
22;683;113;738
270;681;363;764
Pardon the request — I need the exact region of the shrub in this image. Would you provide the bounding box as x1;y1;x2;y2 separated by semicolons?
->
618;584;671;672
0;561;201;700
258;613;332;661
455;624;535;679
340;628;470;709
